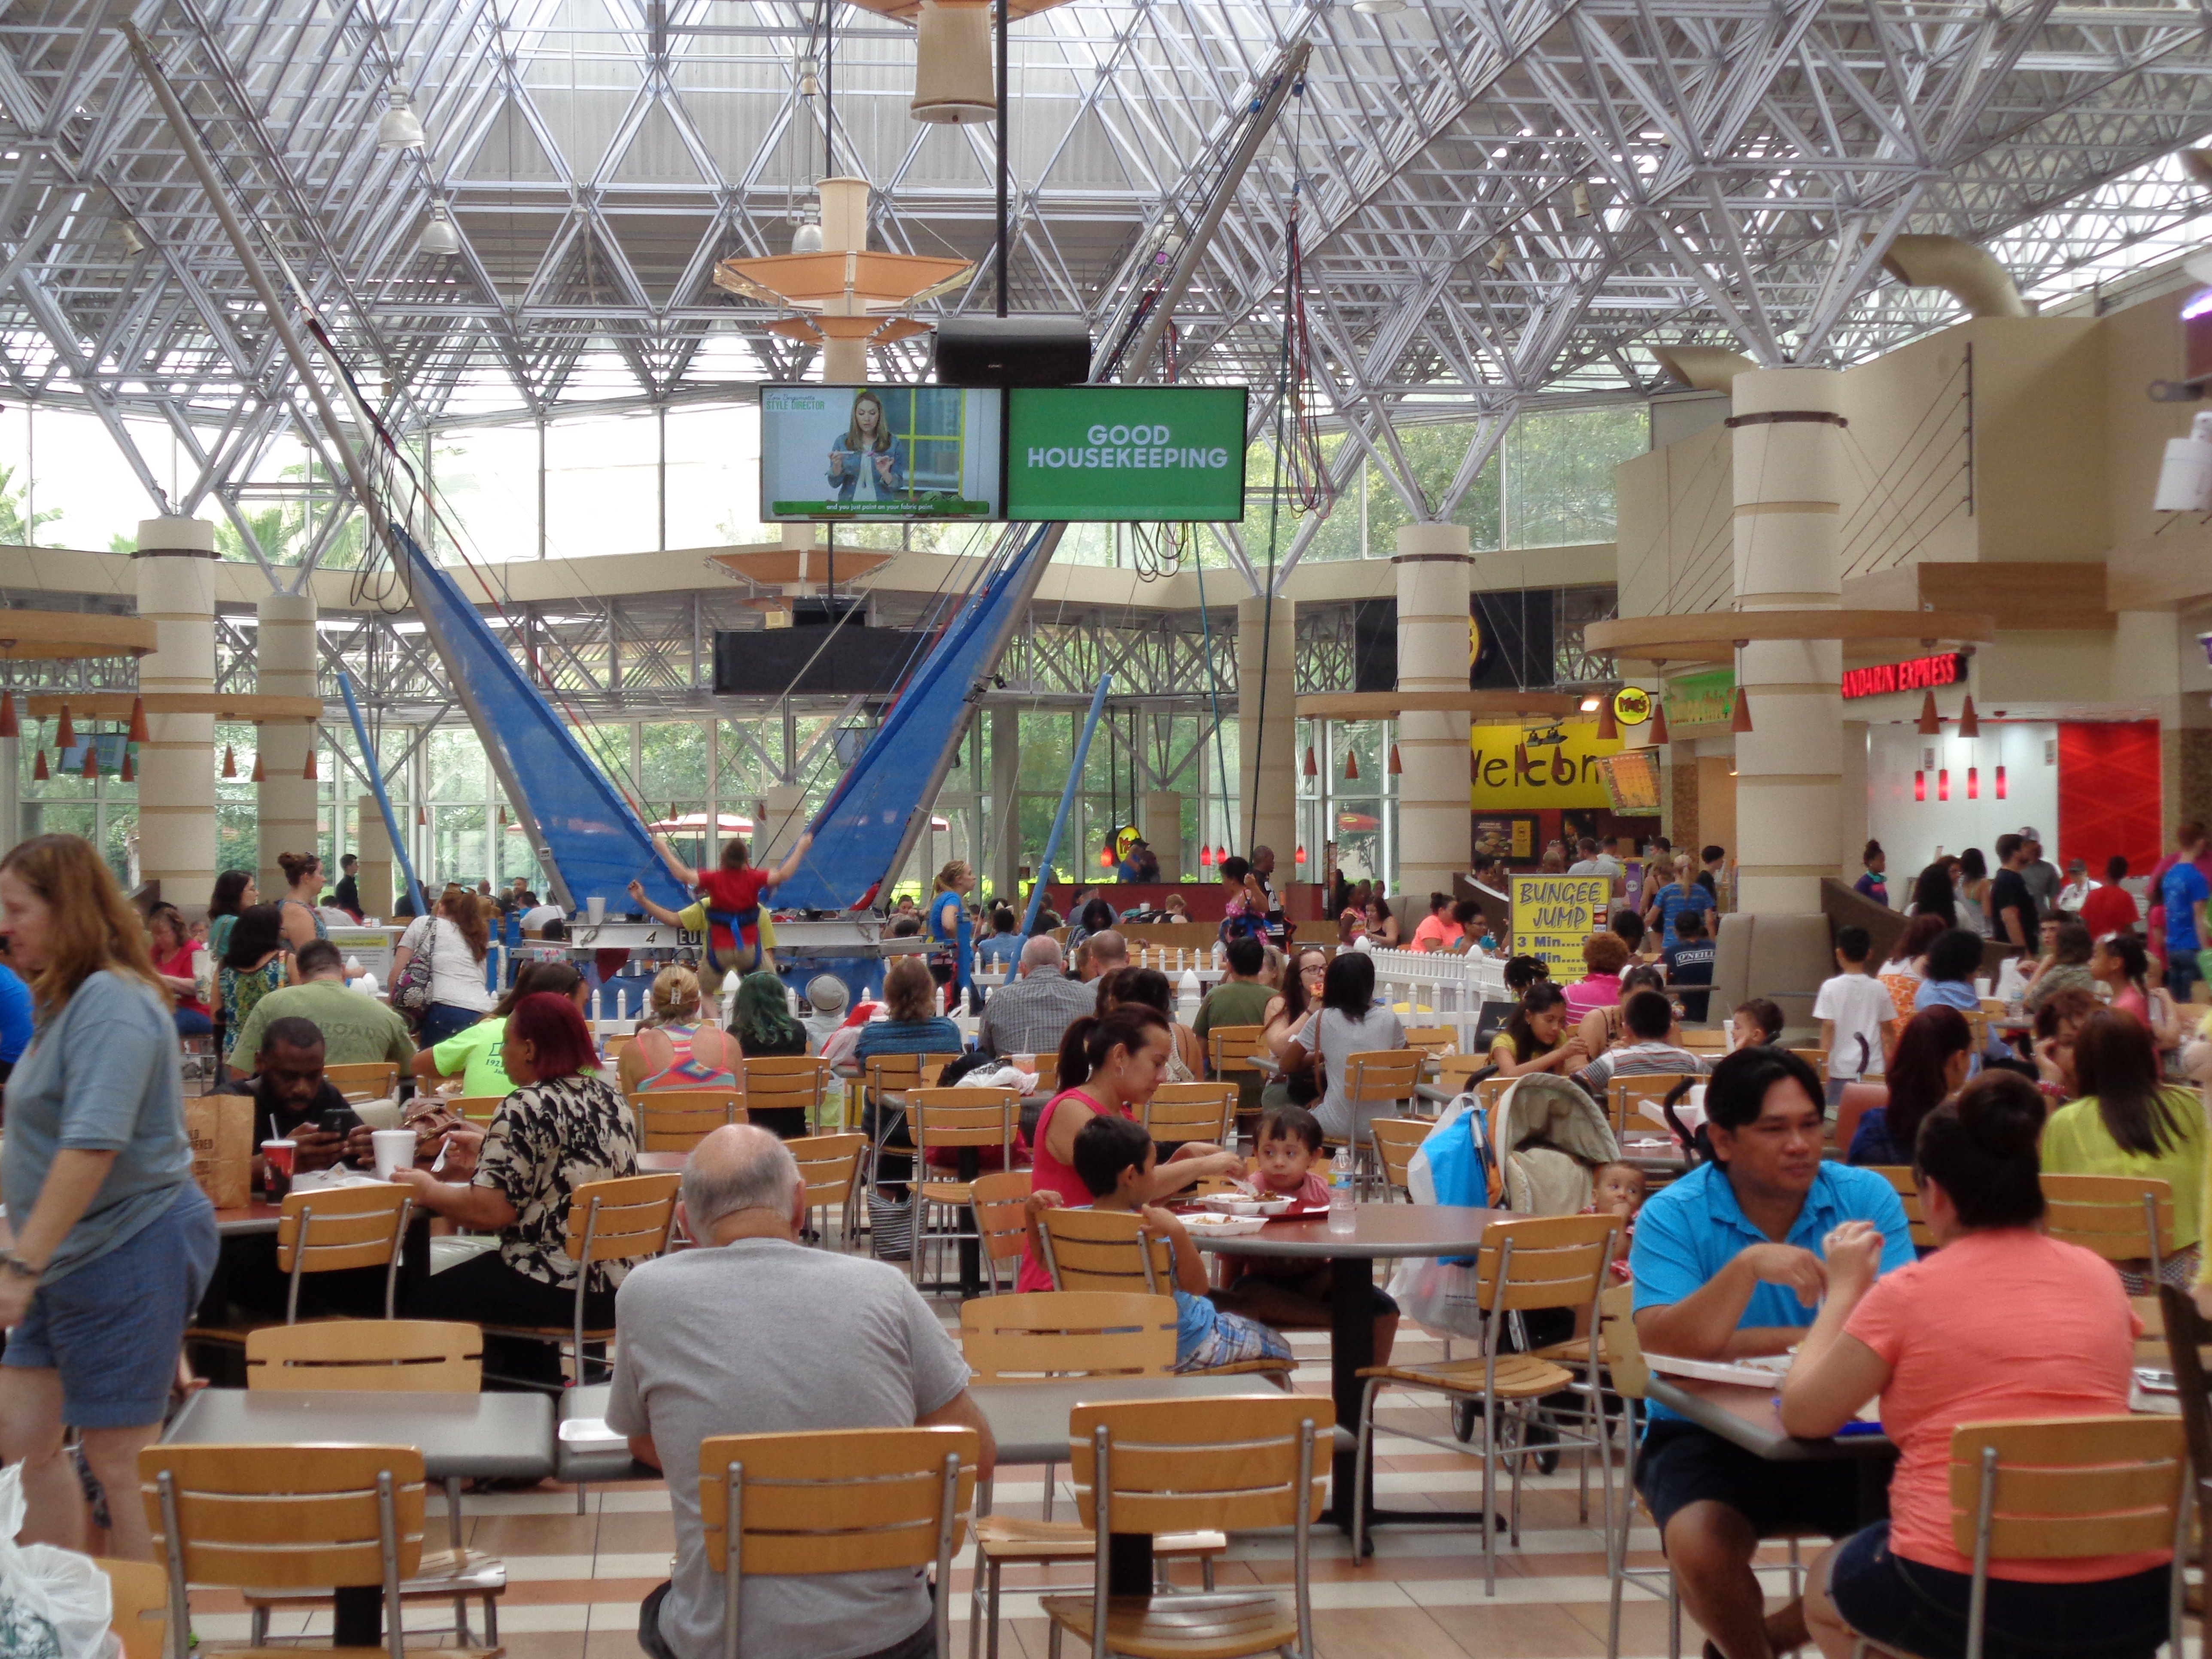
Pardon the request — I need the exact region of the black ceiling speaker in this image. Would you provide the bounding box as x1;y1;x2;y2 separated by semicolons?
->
933;315;1092;386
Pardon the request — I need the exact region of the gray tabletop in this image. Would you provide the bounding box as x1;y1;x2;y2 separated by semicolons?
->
559;1383;655;1485
1646;1376;1893;1462
163;1388;557;1481
970;1375;1271;1464
1184;1202;1497;1260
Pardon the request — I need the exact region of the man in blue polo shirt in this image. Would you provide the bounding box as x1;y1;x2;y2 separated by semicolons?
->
1631;1046;1914;1659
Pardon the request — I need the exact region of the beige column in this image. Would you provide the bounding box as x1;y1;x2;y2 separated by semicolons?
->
257;591;319;896
1395;523;1473;899
355;792;394;919
1141;789;1184;881
1234;592;1296;860
756;781;806;862
1731;368;1844;915
134;517;216;913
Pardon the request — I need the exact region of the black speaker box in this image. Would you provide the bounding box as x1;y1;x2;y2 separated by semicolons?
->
933;315;1093;386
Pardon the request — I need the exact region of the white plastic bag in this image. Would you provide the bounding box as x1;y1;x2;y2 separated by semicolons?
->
1385;1256;1488;1339
0;1463;115;1659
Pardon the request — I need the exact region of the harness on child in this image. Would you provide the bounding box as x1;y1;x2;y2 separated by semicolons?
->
703;902;763;973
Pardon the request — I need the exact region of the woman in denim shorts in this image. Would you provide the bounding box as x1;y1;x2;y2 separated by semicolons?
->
0;834;217;1558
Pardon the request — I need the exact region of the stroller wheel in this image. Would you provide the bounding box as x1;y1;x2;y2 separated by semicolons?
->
1451;1400;1478;1443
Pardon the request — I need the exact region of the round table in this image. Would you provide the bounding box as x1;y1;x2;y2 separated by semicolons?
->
1187;1202;1499;1542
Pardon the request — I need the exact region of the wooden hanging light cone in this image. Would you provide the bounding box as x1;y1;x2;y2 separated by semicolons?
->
1731;687;1754;734
1387;743;1402;775
251;748;266;783
1650;702;1670;745
416;805;427;826
1957;695;1981;739
31;747;46;781
127;695;149;743
1344;749;1360;781
303;744;317;781
1916;690;1942;736
120;747;134;784
80;740;97;779
1303;744;1317;777
54;704;73;748
0;691;17;740
221;744;236;779
1596;699;1620;742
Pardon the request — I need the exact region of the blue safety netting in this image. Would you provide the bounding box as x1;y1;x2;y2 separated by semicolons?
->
395;525;690;914
774;526;1050;912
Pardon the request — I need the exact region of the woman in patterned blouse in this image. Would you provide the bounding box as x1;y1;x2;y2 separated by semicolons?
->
395;992;639;1390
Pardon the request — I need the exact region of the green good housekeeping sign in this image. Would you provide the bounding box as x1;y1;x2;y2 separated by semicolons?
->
1005;386;1249;522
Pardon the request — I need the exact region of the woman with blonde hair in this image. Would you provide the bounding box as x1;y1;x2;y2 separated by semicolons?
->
927;859;975;1011
827;388;903;501
619;964;741;1096
0;834;218;1557
274;850;329;953
391;887;496;1048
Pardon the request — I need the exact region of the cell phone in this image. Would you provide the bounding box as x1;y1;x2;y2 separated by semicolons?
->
320;1108;356;1136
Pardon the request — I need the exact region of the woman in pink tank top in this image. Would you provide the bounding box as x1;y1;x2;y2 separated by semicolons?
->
1018;1006;1244;1292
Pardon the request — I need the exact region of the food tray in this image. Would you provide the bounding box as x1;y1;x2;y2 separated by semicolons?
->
1181;1213;1269;1237
1194;1194;1293;1216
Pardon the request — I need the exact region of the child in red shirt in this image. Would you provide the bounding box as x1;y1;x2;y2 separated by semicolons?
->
651;830;812;993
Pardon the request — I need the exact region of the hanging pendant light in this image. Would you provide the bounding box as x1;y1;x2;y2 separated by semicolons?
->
31;747;47;781
55;704;74;748
1730;687;1753;734
1914;769;1926;802
377;85;427;152
1596;697;1620;742
1939;768;1951;802
1916;690;1942;737
221;744;237;779
1967;766;1980;799
1303;744;1318;777
1387;743;1402;775
0;691;17;740
128;695;149;743
251;748;266;783
303;744;317;781
1957;695;1981;740
416;805;427;826
1996;766;2008;800
789;218;823;255
1650;701;1670;746
1099;843;1115;869
1344;749;1360;781
1215;845;1227;866
1200;845;1214;869
1513;741;1530;774
416;205;462;257
120;747;134;784
1294;845;1307;866
911;0;998;124
80;739;97;779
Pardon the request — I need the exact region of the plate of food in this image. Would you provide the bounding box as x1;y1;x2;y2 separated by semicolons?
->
1180;1212;1270;1237
1193;1194;1293;1217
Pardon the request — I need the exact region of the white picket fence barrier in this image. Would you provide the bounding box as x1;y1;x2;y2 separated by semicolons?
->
1366;946;1510;1048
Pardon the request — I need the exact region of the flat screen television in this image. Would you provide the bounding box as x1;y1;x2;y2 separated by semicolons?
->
1598;749;1662;814
760;384;1003;522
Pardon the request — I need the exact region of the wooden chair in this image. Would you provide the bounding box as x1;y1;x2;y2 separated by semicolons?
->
1353;1212;1620;1588
188;1184;419;1346
1866;1166;1938;1249
958;1294;1224;1659
628;1090;747;1154
786;1132;866;1246
1042;1396;1331;1659
1203;1024;1267;1083
482;1172;679;1387
137;1442;494;1659
1787;1046;1828;1082
969;1170;1033;1295
1334;1051;1425;1190
908;1086;1020;1291
1404;1025;1455;1058
325;1062;402;1105
1602;1279;1688;1659
699;1426;979;1659
1036;1209;1291;1381
1941;1417;2187;1659
240;1322;506;1645
1832;1081;1887;1154
857;1051;964;1170
1607;1073;1698;1136
1677;1029;1727;1052
1435;1052;1487;1095
2042;1173;2174;1282
94;1558;168;1659
600;1031;637;1065
1139;1082;1236;1147
450;1096;504;1125
2157;1282;2212;1535
738;1055;830;1131
1370;1117;1431;1201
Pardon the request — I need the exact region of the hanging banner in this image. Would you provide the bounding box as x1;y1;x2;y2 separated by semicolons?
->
1511;874;1610;974
1470;723;1626;809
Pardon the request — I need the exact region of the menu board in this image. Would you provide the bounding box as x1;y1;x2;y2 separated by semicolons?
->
1510;874;1610;975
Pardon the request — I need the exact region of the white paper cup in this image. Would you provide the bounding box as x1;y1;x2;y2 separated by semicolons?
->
371;1128;416;1181
586;895;607;924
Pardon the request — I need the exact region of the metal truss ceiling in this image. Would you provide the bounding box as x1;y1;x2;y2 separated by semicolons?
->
0;0;2208;541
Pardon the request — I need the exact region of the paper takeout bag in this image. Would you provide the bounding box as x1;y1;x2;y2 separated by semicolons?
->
185;1092;254;1209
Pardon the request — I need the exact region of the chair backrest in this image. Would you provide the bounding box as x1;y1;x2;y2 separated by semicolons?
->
1788;1046;1829;1081
1473;1213;1620;1317
1834;1081;1888;1155
2042;1173;2173;1267
970;1170;1035;1281
629;1090;747;1153
1946;1416;2186;1565
276;1183;413;1278
1678;1029;1728;1052
323;1062;401;1105
1608;1073;1697;1134
2159;1282;2212;1510
739;1056;830;1116
960;1291;1177;1380
1867;1165;1938;1248
1067;1395;1332;1537
1343;1049;1424;1107
786;1133;866;1212
246;1320;483;1392
699;1425;978;1659
864;1052;963;1096
1473;1074;1514;1111
1595;1278;1648;1401
1435;1052;1486;1094
1038;1206;1171;1294
1205;1024;1267;1076
1030;1054;1059;1094
1140;1082;1236;1145
1403;1026;1454;1057
563;1172;681;1266
451;1095;504;1124
1369;1118;1431;1199
139;1441;428;1592
908;1087;1019;1161
94;1557;167;1659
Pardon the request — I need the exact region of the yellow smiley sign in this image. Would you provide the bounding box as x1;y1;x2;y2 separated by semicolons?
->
1612;686;1653;726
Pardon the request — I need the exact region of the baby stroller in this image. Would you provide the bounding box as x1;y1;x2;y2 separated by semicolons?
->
1488;1072;1623;1215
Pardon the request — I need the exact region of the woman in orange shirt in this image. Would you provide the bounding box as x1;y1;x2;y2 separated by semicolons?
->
1782;1072;2169;1659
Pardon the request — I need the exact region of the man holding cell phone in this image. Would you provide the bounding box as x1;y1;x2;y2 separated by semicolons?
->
244;1016;362;1177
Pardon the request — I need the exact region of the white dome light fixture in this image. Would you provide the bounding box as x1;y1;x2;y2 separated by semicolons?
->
790;218;824;254
1352;0;1407;16
377;86;427;152
416;205;462;257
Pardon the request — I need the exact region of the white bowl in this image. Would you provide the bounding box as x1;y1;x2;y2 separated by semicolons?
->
1194;1194;1294;1217
1182;1213;1269;1237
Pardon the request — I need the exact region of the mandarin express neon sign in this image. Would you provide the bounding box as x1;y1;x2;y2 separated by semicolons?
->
1840;652;1968;700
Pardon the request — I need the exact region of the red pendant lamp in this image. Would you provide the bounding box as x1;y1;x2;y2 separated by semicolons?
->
1939;768;1951;802
1344;749;1360;781
1916;690;1942;737
120;747;134;784
80;739;97;779
1957;695;1981;740
416;805;427;826
1302;744;1318;777
1294;845;1307;866
1914;769;1926;802
303;744;317;781
54;704;73;748
1730;687;1753;734
1649;701;1670;745
1513;741;1530;774
251;748;266;783
1200;844;1214;868
1595;697;1620;742
31;747;47;781
221;744;237;779
1967;766;1980;799
1387;743;1402;775
0;690;18;740
1099;843;1115;869
127;696;149;743
1996;766;2008;799
1215;845;1226;866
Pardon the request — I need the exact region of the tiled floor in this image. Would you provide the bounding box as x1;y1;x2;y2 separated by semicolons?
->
179;1314;1830;1659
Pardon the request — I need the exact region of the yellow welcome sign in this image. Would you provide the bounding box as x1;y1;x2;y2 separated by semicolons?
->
1470;722;1626;809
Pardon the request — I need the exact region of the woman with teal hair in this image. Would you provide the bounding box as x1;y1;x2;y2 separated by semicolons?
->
731;970;811;1137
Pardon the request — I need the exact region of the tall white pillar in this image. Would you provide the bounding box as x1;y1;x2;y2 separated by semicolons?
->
257;591;319;897
1142;789;1184;881
991;704;1021;904
356;792;394;919
134;517;216;913
1235;592;1296;860
1731;368;1844;915
757;781;805;863
1395;523;1473;899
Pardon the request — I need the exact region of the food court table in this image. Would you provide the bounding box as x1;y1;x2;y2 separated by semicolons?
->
1187;1202;1500;1545
1645;1375;1896;1525
164;1386;557;1645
